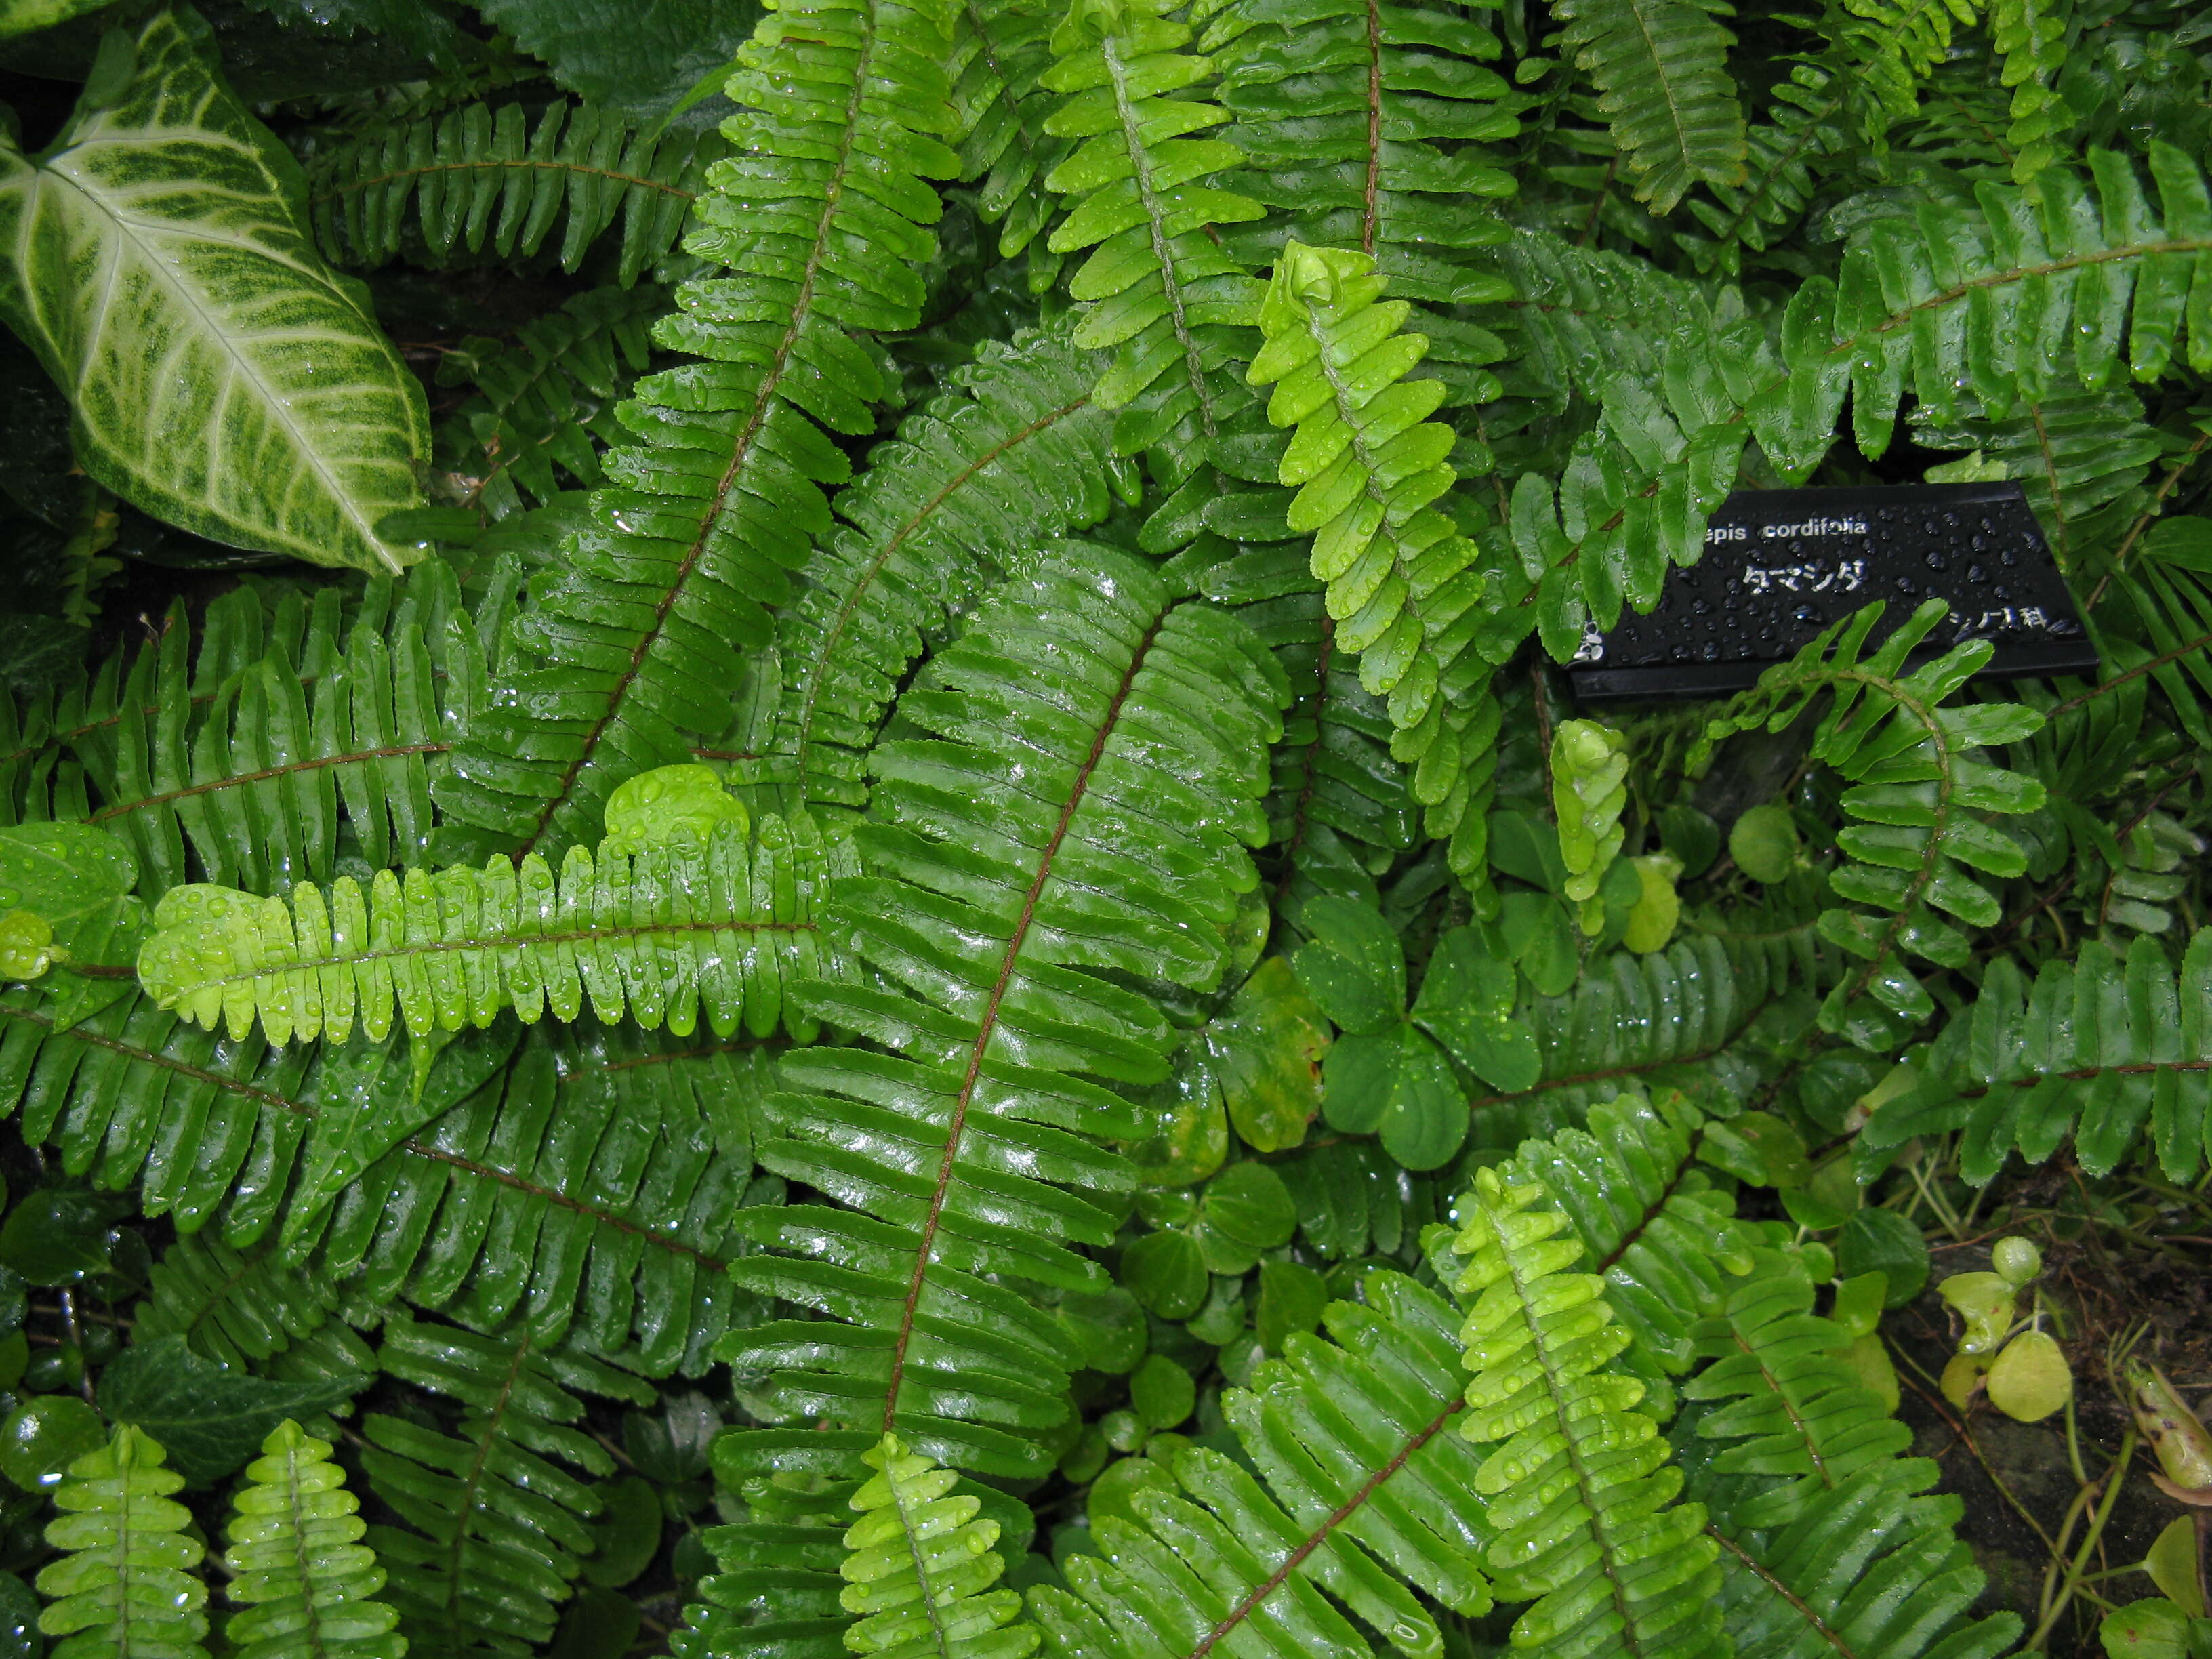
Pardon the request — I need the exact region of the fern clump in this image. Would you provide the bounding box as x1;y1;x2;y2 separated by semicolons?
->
0;0;2206;1654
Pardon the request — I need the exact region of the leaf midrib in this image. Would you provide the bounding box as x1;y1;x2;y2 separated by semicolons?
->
880;604;1170;1432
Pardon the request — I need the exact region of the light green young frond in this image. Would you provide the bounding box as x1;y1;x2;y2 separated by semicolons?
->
1445;1166;1727;1659
1248;240;1496;876
225;1419;406;1659
134;766;855;1046
842;1435;1040;1659
35;1425;209;1659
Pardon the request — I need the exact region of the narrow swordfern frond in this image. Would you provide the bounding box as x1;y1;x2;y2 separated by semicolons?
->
1246;240;1494;875
304;100;722;286
224;1419;406;1659
752;327;1120;812
842;1435;1041;1659
1549;0;1748;212
0;1006;760;1374
438;0;961;861
359;1313;655;1658
35;1425;209;1659
435;284;669;521
135;774;855;1046
139;1232;379;1384
1029;1268;1492;1659
720;548;1288;1479
1444;1166;1727;1659
1210;0;1519;406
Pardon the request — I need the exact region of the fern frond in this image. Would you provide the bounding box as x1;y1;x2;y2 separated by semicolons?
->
304;101;722;285
1488;228;1714;409
674;1455;853;1659
139;1233;379;1384
1445;1166;1726;1659
1208;0;1518;406
1549;0;1747;211
720;548;1288;1477
9;565;503;900
359;1313;654;1657
1030;1268;1492;1659
1680;1251;2024;1659
437;0;960;860
1691;601;2046;1051
1505;1090;1756;1376
1497;146;2212;671
1677;58;1856;273
435;285;668;521
1273;1136;1446;1263
0;1006;760;1374
956;0;1076;258
753;327;1119;811
1681;1250;1918;1527
35;1425;209;1659
1826;0;1977;127
1860;929;2212;1183
224;1418;405;1659
1466;933;1803;1152
842;1435;1040;1659
1914;392;2161;561
1247;241;1494;873
136;771;855;1046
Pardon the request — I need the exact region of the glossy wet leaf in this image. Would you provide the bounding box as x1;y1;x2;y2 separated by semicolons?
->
99;1334;364;1484
1200;1162;1296;1250
0;12;429;572
1412;926;1540;1092
1204;957;1328;1153
1128;1356;1193;1430
1254;1260;1328;1354
1292;896;1406;1034
1060;1286;1147;1376
1323;1023;1466;1170
2148;1519;2207;1618
1118;1231;1208;1321
1729;804;1800;884
1835;1208;1929;1307
0;1189;130;1285
1127;1044;1229;1189
0;1395;105;1492
581;1475;663;1588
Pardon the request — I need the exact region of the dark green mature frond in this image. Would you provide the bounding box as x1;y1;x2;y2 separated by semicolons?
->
1690;602;2046;1051
1683;1251;1918;1527
0;1007;760;1374
436;284;668;521
359;1312;655;1658
956;0;1076;258
437;0;960;861
135;786;854;1046
304;101;722;285
842;1435;1042;1659
0;565;504;901
1247;241;1494;875
1208;0;1518;407
1466;932;1803;1151
748;327;1120;811
1040;0;1266;434
1825;0;1975;130
1914;392;2161;560
1487;228;1714;409
1273;1137;1446;1263
1549;0;1747;212
1031;1269;1492;1659
1677;58;1856;274
720;548;1288;1477
1498;146;2212;670
1442;1166;1727;1659
139;1233;379;1385
1680;1252;2023;1659
674;1461;853;1659
1860;930;2212;1184
224;1419;405;1659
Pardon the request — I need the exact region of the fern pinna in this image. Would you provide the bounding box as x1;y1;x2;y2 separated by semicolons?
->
3;0;2210;1654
